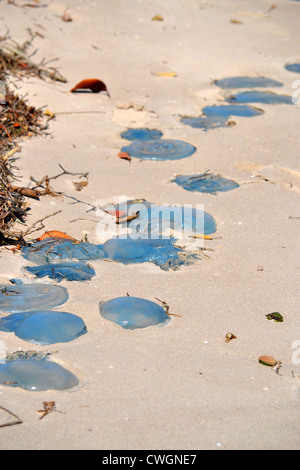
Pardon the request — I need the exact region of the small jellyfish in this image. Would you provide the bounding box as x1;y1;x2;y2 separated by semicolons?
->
285;63;300;74
214;76;283;89
172;172;240;194
0;310;87;345
202;104;264;118
0;283;68;313
181;115;229;131
25;262;96;282
0;359;79;391
121;139;196;161
120;128;163;141
99;296;169;329
225;90;292;105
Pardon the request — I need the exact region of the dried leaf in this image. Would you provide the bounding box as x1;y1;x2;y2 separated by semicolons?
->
35;231;77;242
70;79;110;96
72;181;88;192
118;151;131;162
44;109;55;120
225;332;237;343
152;14;164;21
105;210;126;218
154;72;177;78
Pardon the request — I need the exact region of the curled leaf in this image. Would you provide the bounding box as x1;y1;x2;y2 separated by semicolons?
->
70;79;110;96
118;151;131;162
35;231;77;242
225;332;237;343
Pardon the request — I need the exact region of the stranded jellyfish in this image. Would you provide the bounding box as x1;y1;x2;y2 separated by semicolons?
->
214;76;283;89
202;104;264;118
180;115;229;131
102;237;199;270
225;90;292;105
105;199;217;237
172;172;240;194
99;296;169;329
22;238;105;265
25;262;96;282
120;128;163;141
0;282;68;313
121;139;196;161
285;63;300;73
0;310;87;345
0;358;79;391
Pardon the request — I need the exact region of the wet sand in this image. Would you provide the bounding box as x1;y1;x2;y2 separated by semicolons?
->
0;0;300;450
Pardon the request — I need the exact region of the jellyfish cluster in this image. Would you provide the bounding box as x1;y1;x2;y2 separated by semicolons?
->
181;75;292;132
1;41;298;394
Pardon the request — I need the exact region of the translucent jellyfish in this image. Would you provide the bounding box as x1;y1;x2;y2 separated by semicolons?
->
285;63;300;73
22;238;105;265
225;90;292;105
102;237;195;270
214;76;283;89
0;283;68;313
172;173;240;194
202;104;264;118
106;199;217;237
121;139;196;161
181;115;229;131
0;359;79;391
0;310;87;345
99;296;169;329
120;128;163;141
25;262;96;282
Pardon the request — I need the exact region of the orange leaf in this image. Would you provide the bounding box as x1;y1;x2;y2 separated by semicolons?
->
118;151;131;162
36;231;77;242
70;79;110;96
105;210;126;218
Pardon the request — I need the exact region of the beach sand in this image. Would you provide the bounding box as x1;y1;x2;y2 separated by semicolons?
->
0;0;300;450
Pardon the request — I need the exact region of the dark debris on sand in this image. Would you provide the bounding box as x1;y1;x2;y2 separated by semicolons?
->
0;33;66;246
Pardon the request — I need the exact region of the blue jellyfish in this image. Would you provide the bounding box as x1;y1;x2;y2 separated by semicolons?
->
99;296;170;329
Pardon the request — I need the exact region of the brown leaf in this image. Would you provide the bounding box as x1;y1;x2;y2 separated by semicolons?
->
70;79;110;96
118;151;131;162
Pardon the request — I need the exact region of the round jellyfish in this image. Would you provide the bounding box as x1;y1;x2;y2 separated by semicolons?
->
214;76;283;89
120;128;163;141
0;310;87;345
202;104;264;118
172;173;240;194
0;283;68;313
225;90;292;105
99;296;170;329
0;359;79;391
285;63;300;74
121;139;196;161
